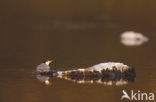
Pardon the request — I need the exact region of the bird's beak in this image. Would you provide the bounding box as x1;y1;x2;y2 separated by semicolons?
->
45;60;53;65
48;60;53;64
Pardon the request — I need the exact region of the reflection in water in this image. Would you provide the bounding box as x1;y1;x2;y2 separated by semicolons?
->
37;75;52;85
36;62;136;86
37;75;134;86
121;31;148;46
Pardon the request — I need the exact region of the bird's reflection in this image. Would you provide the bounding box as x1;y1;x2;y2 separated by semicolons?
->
37;75;52;85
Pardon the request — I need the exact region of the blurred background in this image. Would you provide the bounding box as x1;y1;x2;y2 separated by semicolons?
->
0;0;156;102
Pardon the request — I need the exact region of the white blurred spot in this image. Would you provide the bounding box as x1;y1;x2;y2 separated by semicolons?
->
121;31;148;46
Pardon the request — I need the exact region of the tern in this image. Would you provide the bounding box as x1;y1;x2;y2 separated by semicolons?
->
36;60;53;73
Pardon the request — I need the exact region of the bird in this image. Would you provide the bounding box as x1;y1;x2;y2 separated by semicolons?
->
36;60;53;73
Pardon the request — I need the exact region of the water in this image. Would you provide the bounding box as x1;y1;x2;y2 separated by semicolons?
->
0;0;156;102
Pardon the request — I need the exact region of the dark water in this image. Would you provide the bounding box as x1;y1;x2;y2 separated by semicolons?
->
0;0;156;102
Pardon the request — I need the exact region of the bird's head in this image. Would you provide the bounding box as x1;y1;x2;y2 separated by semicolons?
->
44;60;53;65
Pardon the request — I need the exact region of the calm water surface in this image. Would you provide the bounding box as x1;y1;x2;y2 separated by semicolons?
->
0;0;156;102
